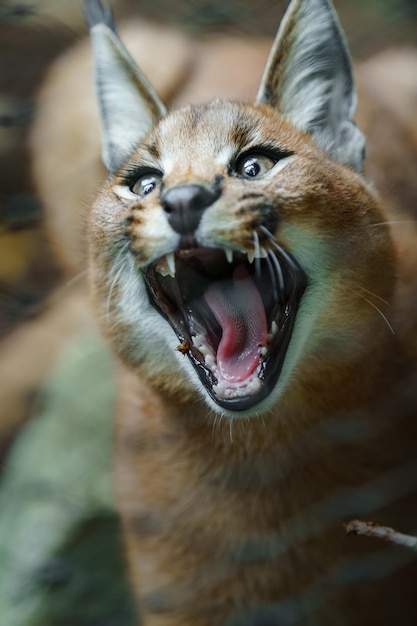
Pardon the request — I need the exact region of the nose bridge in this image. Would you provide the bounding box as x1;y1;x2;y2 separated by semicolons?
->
160;182;221;236
162;158;213;189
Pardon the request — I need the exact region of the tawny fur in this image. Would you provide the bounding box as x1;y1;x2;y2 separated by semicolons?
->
88;101;417;625
28;7;417;626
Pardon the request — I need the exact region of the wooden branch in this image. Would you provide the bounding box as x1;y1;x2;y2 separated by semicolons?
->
345;519;417;550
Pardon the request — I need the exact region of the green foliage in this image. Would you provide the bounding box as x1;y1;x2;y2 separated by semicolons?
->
0;335;137;626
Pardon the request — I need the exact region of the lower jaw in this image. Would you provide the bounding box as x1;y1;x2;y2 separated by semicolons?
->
212;375;263;401
203;346;291;413
207;383;271;413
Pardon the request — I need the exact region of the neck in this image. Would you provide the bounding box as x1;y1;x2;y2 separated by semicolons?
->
112;334;409;625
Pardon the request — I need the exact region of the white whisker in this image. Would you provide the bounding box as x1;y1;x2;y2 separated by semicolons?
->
65;270;88;289
269;249;285;294
354;290;395;335
106;244;130;322
370;220;417;228
259;225;298;274
264;252;279;302
356;286;392;308
252;230;262;281
229;418;234;443
106;264;124;322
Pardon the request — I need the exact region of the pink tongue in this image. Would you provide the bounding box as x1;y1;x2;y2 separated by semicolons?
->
204;265;267;383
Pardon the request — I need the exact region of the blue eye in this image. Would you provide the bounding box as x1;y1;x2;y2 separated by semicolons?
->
131;172;162;196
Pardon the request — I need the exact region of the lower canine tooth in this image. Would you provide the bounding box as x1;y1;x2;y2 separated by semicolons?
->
267;321;279;342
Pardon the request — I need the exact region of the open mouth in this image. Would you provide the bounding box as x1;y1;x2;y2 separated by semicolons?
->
143;242;307;411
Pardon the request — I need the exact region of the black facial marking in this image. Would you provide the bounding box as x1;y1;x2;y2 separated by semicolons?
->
247;203;280;233
213;174;225;193
232;117;257;151
145;140;160;160
240;193;264;200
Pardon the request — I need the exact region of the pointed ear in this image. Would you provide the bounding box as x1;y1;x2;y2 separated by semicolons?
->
256;0;365;173
83;0;166;174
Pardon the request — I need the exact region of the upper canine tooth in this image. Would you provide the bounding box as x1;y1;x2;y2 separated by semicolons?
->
247;250;255;264
225;249;233;264
258;246;268;259
166;253;176;277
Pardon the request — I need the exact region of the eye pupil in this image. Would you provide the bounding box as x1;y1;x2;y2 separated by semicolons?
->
130;171;162;197
235;153;277;179
245;160;260;177
141;177;156;195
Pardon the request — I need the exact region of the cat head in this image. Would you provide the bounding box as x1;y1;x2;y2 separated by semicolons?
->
85;0;394;417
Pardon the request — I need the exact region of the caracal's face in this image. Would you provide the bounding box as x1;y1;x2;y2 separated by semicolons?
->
89;100;394;418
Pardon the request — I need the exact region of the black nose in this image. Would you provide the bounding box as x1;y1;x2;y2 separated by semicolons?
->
161;184;220;235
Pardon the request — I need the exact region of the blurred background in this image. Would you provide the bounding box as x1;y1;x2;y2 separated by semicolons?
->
0;0;417;626
0;1;417;624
